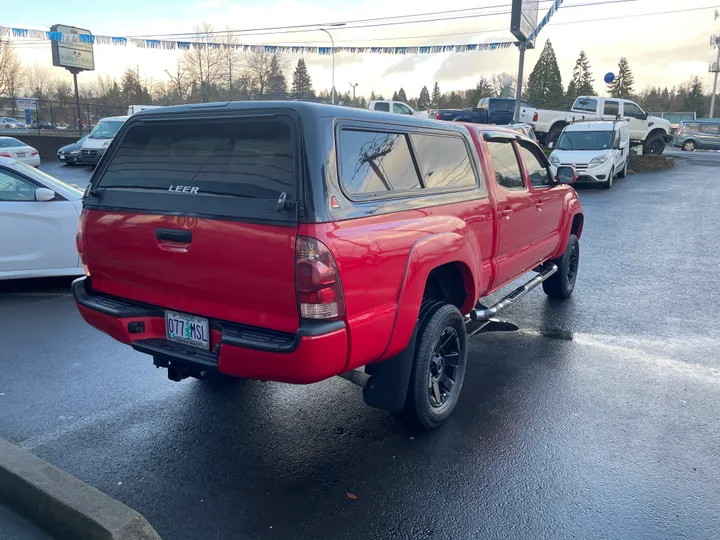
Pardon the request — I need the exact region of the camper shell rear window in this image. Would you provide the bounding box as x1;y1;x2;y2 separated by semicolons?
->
88;114;298;223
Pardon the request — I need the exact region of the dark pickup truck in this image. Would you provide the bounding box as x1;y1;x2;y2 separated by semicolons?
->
435;98;533;125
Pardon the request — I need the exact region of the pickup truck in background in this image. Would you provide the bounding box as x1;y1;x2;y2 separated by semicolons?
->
435;98;534;125
73;102;583;430
367;100;428;117
522;96;672;154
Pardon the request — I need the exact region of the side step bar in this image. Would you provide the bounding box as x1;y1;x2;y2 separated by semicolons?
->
470;264;558;321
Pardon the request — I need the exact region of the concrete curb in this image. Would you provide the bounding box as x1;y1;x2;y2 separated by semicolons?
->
0;439;161;540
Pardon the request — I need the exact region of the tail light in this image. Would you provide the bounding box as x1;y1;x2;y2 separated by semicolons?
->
31;150;38;156
295;236;345;320
0;152;11;158
76;208;89;274
436;113;441;120
676;124;683;136
533;111;539;122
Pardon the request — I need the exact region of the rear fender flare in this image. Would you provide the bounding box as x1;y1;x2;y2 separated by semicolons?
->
379;232;480;361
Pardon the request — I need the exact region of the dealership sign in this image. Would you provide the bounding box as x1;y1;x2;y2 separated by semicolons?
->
16;97;37;110
50;24;94;71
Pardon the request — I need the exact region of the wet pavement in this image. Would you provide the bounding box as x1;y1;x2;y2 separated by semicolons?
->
3;154;720;539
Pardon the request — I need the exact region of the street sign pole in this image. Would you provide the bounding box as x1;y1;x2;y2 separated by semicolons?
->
72;70;82;136
514;43;526;123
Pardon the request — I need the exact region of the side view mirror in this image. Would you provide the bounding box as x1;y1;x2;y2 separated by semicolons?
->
547;141;554;149
641;113;648;120
555;166;576;185
35;188;56;202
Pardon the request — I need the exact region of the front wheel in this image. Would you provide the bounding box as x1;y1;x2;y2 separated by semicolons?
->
542;234;580;299
393;303;468;430
617;159;628;178
602;168;614;189
643;135;666;155
682;140;696;152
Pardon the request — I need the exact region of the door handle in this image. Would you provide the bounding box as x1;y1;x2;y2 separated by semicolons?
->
536;200;544;211
156;228;192;243
501;208;513;219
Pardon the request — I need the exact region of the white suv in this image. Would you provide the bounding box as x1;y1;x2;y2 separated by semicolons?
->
548;120;630;189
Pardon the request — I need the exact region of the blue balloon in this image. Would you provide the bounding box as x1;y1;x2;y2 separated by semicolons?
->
604;72;615;84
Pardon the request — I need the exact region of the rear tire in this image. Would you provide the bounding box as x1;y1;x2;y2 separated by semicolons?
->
682;140;696;152
546;124;565;146
393;303;468;430
542;234;579;299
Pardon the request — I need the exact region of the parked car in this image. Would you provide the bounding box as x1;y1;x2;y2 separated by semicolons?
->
367;100;427;117
0;158;84;279
548;120;630;189
29;120;55;130
57;136;88;165
503;122;540;145
1;117;27;129
673;120;720;151
0;137;40;167
80;116;129;165
56;122;69;130
73;102;583;430
436;98;534;125
522;95;672;154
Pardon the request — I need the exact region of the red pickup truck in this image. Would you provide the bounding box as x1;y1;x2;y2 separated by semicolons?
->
73;102;583;429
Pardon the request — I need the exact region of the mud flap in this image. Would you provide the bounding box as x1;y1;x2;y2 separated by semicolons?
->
362;326;418;412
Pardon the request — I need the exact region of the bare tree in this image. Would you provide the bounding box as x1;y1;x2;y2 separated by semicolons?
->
219;30;242;99
24;64;54;99
180;23;223;102
162;59;189;103
243;49;288;98
0;39;22;97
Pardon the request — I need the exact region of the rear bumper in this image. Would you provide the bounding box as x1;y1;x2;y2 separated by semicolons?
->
72;277;349;384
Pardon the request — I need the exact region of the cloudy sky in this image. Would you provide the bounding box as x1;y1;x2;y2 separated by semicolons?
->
8;0;719;99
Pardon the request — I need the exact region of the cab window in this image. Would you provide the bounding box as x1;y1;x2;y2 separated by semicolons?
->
603;101;620;116
517;143;552;188
0;169;38;201
573;98;597;113
487;140;525;190
622;102;645;119
393;103;413;115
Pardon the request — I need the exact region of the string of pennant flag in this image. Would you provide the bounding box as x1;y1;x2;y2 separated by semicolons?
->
1;0;563;56
0;25;515;55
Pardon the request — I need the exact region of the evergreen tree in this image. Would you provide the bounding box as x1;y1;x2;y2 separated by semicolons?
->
566;50;595;105
682;76;705;117
525;39;564;109
431;82;442;108
417;86;431;110
291;58;314;99
397;88;407;103
392;91;399;101
469;77;493;106
120;67;152;104
369;90;376;101
608;57;635;99
266;55;287;99
359;96;368;109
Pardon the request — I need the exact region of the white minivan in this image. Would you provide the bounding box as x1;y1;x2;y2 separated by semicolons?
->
548;120;630;189
80;115;129;166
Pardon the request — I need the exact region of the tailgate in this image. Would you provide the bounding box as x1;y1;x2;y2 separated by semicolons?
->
83;113;301;333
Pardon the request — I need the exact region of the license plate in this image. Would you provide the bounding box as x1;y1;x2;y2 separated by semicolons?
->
165;311;210;350
16;152;25;157
59;155;65;160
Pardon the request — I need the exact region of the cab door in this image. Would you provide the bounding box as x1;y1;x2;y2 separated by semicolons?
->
621;101;648;140
485;138;541;287
516;141;565;261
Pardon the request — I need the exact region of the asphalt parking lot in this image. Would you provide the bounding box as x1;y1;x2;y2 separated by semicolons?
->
2;152;720;539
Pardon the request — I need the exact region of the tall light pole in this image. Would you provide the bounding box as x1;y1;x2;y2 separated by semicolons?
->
350;82;359;107
711;34;720;118
319;23;345;105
